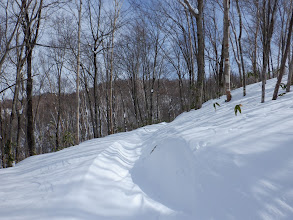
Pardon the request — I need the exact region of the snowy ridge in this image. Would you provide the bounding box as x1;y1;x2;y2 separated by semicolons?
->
1;77;293;219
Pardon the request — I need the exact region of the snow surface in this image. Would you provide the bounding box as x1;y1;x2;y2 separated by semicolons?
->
1;78;293;220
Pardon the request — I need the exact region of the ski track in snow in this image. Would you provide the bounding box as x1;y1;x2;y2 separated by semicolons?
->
1;77;293;219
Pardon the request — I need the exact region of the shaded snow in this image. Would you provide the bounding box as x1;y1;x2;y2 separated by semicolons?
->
1;77;293;219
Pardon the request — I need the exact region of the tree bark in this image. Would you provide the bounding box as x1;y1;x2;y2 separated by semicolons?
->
223;0;231;102
93;50;100;138
6;66;22;166
56;70;61;151
185;9;195;109
150;33;159;123
108;0;121;134
194;0;205;109
16;107;22;163
286;50;293;92
76;0;82;144
261;0;278;103
0;105;4;168
179;0;205;109
26;47;36;156
272;11;293;100
219;39;225;96
22;0;43;156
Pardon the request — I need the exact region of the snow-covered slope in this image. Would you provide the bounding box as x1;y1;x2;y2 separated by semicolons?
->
1;78;293;220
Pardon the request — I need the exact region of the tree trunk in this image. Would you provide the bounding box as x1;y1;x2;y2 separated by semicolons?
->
230;27;242;86
219;39;225;96
236;0;246;96
93;51;100;138
108;0;121;134
76;0;82;144
0;105;5;168
223;0;231;102
195;0;205;109
150;34;159;123
180;0;205;109
272;11;293;100
130;74;140;127
253;0;260;83
6;65;22;166
185;9;195;109
178;74;185;111
156;77;160;122
16;107;22;163
286;50;293;92
26;48;36;156
56;72;61;151
261;0;278;103
261;51;268;103
82;70;95;138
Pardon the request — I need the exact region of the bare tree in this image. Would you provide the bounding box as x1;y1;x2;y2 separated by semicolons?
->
76;0;82;145
179;0;205;109
21;0;44;156
87;0;103;138
50;42;66;151
107;0;122;134
205;2;224;98
235;0;246;96
5;27;27;167
260;0;278;103
272;10;293;99
244;0;261;83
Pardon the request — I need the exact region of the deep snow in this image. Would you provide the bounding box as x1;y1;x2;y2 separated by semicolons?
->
1;78;293;220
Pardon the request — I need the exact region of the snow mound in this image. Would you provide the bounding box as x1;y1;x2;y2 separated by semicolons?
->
131;137;196;214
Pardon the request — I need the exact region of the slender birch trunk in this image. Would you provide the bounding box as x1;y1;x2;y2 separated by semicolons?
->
223;0;231;101
108;0;121;134
76;0;82;145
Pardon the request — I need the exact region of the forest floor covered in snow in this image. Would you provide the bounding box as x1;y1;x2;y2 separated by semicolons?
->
1;78;293;220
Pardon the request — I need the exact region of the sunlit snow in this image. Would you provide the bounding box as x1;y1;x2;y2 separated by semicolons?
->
1;77;293;220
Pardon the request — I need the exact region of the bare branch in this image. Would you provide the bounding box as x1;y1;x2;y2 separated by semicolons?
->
178;0;199;17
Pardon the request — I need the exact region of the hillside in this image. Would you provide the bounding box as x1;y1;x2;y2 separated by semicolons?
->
1;77;293;220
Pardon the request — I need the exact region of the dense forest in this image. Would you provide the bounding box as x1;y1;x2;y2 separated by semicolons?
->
0;0;293;168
